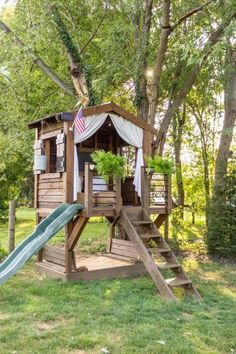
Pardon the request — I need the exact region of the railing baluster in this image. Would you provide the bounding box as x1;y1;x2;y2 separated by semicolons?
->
84;163;93;216
141;166;149;210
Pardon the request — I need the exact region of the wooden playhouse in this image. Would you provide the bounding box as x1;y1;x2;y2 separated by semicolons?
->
28;102;200;300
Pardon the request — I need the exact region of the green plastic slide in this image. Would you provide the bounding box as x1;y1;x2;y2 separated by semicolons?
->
0;203;83;285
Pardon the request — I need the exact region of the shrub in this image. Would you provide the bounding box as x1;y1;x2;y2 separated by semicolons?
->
146;155;173;175
207;169;236;257
90;150;127;182
0;244;7;261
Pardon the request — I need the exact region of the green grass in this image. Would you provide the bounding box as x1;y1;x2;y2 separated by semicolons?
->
0;208;109;254
0;208;235;354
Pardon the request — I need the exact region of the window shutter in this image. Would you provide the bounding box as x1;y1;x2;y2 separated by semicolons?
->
56;133;65;172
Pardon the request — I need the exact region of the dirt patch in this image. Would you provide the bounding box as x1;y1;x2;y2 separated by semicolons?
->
36;321;58;331
60;351;97;354
0;312;12;320
182;312;193;320
35;317;73;332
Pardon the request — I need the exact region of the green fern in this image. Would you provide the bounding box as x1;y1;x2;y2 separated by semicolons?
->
146;155;173;175
91;150;127;182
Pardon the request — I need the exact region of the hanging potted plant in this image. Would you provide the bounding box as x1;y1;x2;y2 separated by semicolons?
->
146;155;173;175
90;150;127;182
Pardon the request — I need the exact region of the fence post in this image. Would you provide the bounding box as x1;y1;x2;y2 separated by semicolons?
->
8;200;16;253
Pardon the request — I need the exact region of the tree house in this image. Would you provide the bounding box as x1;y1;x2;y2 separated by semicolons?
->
28;102;200;300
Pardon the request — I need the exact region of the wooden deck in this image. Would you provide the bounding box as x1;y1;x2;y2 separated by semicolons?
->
36;252;147;281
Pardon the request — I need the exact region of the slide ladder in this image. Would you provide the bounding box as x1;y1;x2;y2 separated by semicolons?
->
121;207;201;301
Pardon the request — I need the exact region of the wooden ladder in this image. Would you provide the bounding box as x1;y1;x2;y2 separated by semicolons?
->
120;207;201;301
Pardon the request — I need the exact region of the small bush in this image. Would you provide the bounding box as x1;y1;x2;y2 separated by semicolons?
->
146;155;173;175
91;150;127;182
207;169;236;257
0;244;7;261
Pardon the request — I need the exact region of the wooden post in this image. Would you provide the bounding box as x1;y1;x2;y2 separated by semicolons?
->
114;177;122;214
8;200;16;253
141;167;149;210
63;121;74;275
36;214;43;262
164;175;172;214
164;215;169;240
84;163;93;216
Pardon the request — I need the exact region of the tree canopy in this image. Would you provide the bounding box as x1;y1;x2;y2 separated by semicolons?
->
0;0;236;255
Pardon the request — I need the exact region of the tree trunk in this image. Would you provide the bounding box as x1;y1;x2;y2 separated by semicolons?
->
148;0;171;125
173;107;185;218
189;104;211;226
213;46;236;201
135;0;153;121
51;6;96;105
208;43;236;254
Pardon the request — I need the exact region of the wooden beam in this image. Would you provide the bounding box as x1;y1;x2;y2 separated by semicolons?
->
153;214;168;228
39;128;63;140
107;216;120;253
68;216;88;251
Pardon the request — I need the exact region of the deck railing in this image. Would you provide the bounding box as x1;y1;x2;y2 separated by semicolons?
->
80;163;122;216
141;167;172;213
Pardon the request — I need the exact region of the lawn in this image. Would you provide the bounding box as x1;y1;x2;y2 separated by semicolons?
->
0;208;235;354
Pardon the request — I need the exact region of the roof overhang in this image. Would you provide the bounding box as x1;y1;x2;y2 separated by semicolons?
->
28;102;157;135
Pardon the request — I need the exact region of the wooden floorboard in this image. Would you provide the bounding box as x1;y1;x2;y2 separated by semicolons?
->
66;262;147;281
36;253;147;282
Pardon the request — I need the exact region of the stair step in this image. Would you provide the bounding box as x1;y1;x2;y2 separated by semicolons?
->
166;278;192;287
132;221;153;225
148;247;171;254
156;262;181;270
140;233;160;239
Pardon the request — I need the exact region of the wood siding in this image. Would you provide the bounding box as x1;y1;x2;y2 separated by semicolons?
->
37;173;64;215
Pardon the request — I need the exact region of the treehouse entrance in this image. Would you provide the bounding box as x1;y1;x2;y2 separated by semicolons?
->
75;116;139;208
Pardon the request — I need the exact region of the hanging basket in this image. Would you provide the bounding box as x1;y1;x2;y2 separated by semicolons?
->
34;155;48;171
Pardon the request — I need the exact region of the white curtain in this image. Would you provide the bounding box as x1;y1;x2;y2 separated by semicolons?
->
73;113;144;200
74;114;107;144
73;114;107;200
109;114;144;197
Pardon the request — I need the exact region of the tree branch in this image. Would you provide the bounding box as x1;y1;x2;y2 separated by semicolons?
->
148;0;171;124
0;20;75;96
51;5;96;105
80;13;107;55
171;0;215;31
148;0;215;125
156;9;236;154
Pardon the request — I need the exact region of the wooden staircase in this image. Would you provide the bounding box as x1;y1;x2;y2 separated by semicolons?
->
120;207;201;301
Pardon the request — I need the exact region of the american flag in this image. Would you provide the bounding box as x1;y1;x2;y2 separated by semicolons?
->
74;107;85;134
